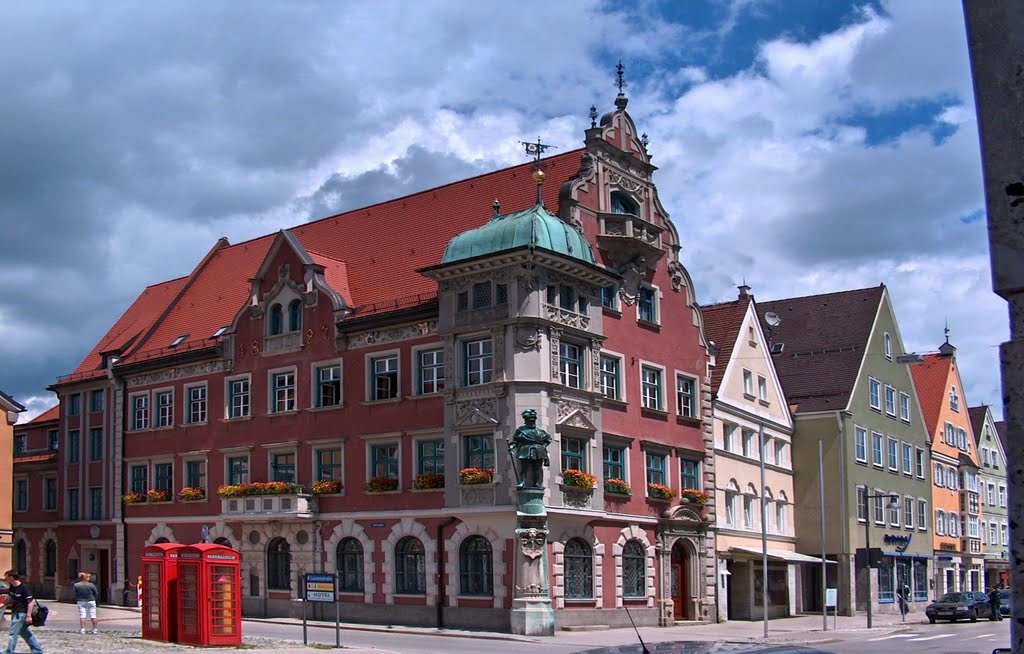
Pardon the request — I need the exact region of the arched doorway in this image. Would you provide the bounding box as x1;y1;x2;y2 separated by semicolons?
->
670;540;692;620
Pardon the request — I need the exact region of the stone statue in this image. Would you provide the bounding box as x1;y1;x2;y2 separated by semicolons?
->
509;408;551;488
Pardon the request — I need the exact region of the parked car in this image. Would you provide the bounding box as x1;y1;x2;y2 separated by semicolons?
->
925;591;993;623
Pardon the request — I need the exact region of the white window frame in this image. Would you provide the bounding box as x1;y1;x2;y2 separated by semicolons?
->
757;375;768;402
868;377;881;411
774;441;786;468
934;462;944;487
887;436;898;471
917;499;927;532
915;447;926;479
901;442;912;476
873;488;885;525
412;345;444;396
998;484;1006;508
184;382;208;425
225;374;252;420
312;358;343;408
639;361;665;411
463;337;494;387
674;372;698;419
935;509;946;536
742;369;754;397
884;332;892;360
559;339;585;389
268;366;298;414
884;385;897;417
854;426;867;463
899;391;911;422
636;283;661;326
599;350;625;402
722;423;736;453
154;387;174;428
856;485;867;523
871;431;883;467
949;386;960;412
904;497;914;529
129;391;151;431
366;349;401;401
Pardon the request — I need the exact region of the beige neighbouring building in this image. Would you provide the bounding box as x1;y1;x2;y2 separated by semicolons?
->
703;286;814;621
1;391;26;575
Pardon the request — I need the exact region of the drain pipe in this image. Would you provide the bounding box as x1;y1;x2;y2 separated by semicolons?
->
436;517;458;629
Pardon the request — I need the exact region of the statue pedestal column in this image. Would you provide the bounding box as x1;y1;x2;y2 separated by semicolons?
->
511;487;555;636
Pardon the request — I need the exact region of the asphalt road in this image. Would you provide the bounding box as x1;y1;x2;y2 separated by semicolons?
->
817;619;1010;654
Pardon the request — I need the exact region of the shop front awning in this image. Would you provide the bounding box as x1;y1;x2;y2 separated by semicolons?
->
729;546;837;564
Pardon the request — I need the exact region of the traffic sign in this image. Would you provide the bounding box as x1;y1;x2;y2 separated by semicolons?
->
304;573;337;603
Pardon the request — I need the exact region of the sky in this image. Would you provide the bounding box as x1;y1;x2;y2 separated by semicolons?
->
0;0;1006;423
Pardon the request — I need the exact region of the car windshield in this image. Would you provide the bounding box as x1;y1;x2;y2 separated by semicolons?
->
938;593;970;602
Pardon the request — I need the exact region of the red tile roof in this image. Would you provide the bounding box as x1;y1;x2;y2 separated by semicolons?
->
26;404;59;425
700;296;751;395
13;453;57;465
758;286;884;414
909;353;953;435
62;151;586;381
994;420;1007;453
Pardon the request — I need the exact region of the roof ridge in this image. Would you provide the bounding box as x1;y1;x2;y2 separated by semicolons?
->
760;284;883;305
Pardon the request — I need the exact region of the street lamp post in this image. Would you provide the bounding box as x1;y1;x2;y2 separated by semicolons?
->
864;493;900;629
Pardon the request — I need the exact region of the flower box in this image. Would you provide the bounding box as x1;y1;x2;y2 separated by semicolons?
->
459;467;494;485
364;477;399;493
413;473;445;490
178;487;206;502
147;489;171;503
680;489;711;506
123;492;147;505
217;481;301;498
604;478;632;496
311;479;343;495
561;469;596;489
647;483;676;501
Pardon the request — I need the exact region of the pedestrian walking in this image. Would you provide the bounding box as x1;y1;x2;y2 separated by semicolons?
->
73;572;99;634
1;570;44;654
988;585;1003;621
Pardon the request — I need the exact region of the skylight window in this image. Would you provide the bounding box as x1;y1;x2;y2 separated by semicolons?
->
211;326;230;338
170;334;189;348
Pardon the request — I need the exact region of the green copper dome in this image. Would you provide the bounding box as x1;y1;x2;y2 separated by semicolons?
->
442;201;596;265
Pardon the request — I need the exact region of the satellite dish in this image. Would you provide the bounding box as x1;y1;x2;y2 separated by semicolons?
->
764;312;781;327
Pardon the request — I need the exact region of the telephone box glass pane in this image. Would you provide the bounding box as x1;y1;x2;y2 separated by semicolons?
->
179;565;199;636
145;563;161;630
210;565;237;635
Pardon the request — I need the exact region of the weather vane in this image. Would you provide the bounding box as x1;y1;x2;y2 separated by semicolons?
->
519;137;557;171
615;60;627;94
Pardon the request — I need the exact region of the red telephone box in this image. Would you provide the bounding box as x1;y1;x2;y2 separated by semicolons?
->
141;543;183;642
176;543;242;647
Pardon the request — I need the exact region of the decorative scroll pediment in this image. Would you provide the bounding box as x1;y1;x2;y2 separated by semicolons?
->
455;398;498;428
557;398;596;431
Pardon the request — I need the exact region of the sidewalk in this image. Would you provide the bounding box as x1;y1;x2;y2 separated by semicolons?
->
19;601;916;653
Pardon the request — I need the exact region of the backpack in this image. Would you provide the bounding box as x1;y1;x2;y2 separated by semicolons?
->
30;601;48;627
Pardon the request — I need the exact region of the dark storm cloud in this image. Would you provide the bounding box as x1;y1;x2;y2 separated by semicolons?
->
302;146;491;220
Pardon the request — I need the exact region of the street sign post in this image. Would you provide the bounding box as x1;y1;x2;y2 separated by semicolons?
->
302;573;340;647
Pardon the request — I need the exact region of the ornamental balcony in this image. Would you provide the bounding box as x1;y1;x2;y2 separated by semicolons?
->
220;493;317;519
596;212;666;265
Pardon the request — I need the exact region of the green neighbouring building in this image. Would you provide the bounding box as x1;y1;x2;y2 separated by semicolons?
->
969;406;1010;589
759;286;934;617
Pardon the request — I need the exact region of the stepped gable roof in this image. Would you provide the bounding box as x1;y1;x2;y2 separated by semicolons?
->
700;296;751;395
968;405;988;446
758;286;884;414
61;150;585;382
994;420;1007;453
908;353;953;435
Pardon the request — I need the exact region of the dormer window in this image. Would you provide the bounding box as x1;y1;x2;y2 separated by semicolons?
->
288;299;302;331
170;334;189;348
269;304;284;335
610;191;638;216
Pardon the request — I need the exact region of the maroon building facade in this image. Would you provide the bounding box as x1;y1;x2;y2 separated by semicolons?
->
14;90;717;630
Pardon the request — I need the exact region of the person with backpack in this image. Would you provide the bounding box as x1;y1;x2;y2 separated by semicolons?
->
1;570;43;654
73;572;100;635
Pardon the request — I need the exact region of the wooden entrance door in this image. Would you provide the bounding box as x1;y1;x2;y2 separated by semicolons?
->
671;542;689;620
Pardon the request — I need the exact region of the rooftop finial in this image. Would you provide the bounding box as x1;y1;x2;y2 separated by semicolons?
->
492;198;501;217
589;105;598;128
640;132;650;151
519;137;556;206
614;60;629;111
944;318;951;344
615;60;627;94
